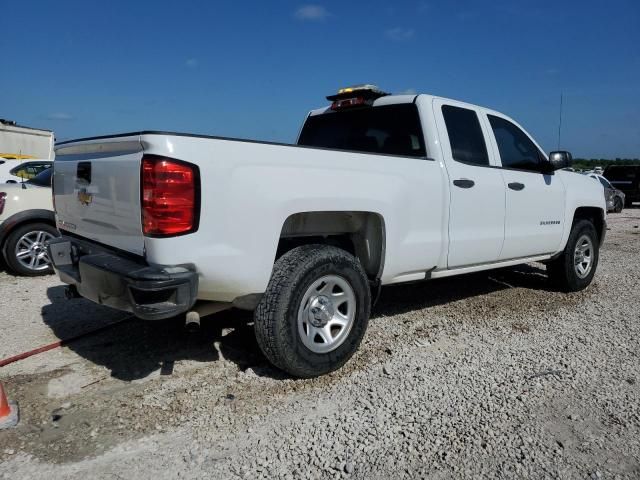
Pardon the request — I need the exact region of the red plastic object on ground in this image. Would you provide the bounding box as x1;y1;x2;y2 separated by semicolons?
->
0;382;19;429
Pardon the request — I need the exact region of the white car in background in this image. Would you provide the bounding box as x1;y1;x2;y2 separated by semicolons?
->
0;158;53;183
586;173;626;213
0;168;58;276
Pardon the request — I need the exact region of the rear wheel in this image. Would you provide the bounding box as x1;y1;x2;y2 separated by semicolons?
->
3;222;58;276
254;244;371;378
613;197;623;213
547;219;599;292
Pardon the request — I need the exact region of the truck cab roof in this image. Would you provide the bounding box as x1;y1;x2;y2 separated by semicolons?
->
309;93;423;117
308;92;510;122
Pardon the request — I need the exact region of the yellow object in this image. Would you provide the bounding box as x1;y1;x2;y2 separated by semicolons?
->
0;153;35;160
337;84;380;95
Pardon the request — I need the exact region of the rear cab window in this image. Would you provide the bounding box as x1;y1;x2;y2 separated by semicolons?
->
298;104;426;158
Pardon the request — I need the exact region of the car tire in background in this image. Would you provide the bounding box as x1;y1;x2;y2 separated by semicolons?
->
2;222;59;276
547;219;599;292
613;197;623;213
254;244;371;378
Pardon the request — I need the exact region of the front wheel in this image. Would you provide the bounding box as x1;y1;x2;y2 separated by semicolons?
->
254;245;371;378
547;219;599;292
3;222;59;276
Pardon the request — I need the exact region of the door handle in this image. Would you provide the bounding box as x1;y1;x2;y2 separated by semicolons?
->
508;182;525;191
453;179;475;189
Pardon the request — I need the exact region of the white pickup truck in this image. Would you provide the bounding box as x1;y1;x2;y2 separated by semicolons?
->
48;86;606;377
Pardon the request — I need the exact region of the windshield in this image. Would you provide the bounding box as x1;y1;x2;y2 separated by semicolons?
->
27;167;53;187
298;104;426;158
597;176;612;189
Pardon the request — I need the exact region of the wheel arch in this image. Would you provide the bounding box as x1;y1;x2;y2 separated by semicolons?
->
572;206;605;246
276;211;386;281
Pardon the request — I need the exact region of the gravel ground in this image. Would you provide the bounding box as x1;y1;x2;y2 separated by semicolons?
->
0;274;128;360
1;208;639;479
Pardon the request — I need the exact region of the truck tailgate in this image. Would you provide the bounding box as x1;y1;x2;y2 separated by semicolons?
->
54;136;145;256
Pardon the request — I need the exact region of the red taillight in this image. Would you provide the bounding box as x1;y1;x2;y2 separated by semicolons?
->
330;97;366;110
141;156;198;236
0;192;6;215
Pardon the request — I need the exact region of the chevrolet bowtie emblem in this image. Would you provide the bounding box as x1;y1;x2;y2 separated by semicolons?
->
77;188;93;206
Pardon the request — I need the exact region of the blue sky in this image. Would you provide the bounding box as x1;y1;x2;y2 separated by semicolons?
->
2;0;639;158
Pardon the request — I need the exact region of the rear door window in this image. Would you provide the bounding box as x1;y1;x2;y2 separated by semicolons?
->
441;105;489;166
298;104;426;158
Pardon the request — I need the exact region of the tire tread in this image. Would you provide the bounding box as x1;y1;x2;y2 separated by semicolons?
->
254;244;370;377
2;222;58;277
547;219;598;292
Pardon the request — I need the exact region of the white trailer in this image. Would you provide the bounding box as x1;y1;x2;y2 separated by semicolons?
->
0;120;54;160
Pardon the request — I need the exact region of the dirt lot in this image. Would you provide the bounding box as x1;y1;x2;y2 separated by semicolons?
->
1;209;639;479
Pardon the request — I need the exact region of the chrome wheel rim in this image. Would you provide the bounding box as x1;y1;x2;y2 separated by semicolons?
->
297;275;356;354
573;234;594;279
14;230;54;271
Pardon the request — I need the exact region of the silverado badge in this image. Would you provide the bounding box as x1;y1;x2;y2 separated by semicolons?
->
77;188;93;206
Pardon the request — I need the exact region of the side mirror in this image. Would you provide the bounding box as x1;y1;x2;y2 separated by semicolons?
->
548;151;573;171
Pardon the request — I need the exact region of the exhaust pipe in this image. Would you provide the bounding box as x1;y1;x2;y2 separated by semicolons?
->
184;311;201;333
183;301;231;333
64;285;81;300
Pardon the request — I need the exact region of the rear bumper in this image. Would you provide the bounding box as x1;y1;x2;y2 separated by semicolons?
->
47;236;198;320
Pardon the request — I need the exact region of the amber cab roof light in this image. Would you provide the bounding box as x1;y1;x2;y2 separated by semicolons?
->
326;84;390;102
326;84;390;110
